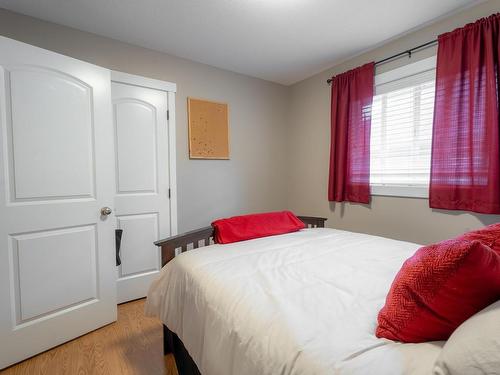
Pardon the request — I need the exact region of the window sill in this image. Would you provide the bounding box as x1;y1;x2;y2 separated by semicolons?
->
370;185;428;199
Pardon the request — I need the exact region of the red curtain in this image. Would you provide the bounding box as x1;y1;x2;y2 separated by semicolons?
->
328;62;374;203
430;13;500;214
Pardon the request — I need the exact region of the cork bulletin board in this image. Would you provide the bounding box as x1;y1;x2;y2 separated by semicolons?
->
188;97;229;159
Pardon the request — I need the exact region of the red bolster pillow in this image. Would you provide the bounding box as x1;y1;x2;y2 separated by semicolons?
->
376;239;500;343
211;211;305;244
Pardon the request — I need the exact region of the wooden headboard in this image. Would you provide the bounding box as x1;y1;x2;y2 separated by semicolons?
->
155;216;327;267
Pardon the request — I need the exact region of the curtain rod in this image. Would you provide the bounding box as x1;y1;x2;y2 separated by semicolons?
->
326;39;438;85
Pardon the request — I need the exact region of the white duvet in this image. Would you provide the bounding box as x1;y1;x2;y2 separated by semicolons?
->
145;228;444;375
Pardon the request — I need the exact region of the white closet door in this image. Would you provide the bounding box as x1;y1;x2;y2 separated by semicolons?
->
0;36;117;369
111;80;171;304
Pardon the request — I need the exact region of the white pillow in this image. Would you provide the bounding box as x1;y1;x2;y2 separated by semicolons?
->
433;300;500;375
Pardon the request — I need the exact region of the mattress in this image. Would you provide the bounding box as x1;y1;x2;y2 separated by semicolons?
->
145;228;445;375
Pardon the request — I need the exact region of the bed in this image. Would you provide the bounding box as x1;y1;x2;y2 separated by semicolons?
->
145;216;445;375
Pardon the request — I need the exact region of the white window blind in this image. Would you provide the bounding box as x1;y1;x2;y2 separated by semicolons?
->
370;57;436;198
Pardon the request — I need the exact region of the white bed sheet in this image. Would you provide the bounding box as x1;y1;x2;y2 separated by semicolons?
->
145;228;444;375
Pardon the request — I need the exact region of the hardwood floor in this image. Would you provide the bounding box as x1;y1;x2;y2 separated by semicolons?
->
1;299;178;375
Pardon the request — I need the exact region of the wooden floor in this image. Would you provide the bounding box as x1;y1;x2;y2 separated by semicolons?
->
1;299;178;375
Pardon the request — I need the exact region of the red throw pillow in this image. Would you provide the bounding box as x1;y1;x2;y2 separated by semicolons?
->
376;239;500;343
212;211;305;244
457;223;500;255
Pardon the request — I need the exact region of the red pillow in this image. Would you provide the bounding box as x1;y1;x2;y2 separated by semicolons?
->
457;223;500;255
212;211;305;244
376;239;500;343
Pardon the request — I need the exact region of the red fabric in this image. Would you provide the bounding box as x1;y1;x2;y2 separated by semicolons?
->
376;239;500;343
430;13;500;213
211;211;305;244
457;222;500;255
328;62;374;203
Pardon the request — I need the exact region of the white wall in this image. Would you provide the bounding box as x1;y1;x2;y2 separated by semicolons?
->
0;8;289;233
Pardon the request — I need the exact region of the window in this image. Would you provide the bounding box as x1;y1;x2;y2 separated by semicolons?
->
370;57;436;198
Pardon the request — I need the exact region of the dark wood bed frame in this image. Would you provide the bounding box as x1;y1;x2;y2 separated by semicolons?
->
154;215;327;375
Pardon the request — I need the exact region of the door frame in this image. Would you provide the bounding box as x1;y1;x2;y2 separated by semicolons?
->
110;71;178;238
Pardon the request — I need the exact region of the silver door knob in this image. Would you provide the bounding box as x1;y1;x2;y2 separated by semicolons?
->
100;207;112;216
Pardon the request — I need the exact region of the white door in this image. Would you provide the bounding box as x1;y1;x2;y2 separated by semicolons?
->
111;77;172;304
0;37;117;369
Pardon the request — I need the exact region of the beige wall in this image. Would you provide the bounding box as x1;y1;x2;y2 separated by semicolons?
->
287;0;500;244
0;8;289;233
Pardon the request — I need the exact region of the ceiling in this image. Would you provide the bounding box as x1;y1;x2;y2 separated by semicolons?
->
0;0;482;85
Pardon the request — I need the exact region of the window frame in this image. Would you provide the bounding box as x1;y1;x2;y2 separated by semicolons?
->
370;56;436;199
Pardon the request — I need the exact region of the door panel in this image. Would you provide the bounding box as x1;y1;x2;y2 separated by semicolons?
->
0;36;116;369
8;67;94;200
115;100;157;193
112;81;170;304
14;225;97;321
117;214;159;277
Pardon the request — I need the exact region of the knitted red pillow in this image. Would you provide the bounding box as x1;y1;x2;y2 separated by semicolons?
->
376;239;500;343
457;223;500;255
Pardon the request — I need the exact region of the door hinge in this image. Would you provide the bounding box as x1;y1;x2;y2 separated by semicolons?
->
168;188;171;199
167;110;170;121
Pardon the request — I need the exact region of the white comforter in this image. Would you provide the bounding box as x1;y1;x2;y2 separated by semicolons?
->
145;228;444;375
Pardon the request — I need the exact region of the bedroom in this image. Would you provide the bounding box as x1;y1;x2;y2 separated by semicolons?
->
0;0;499;374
